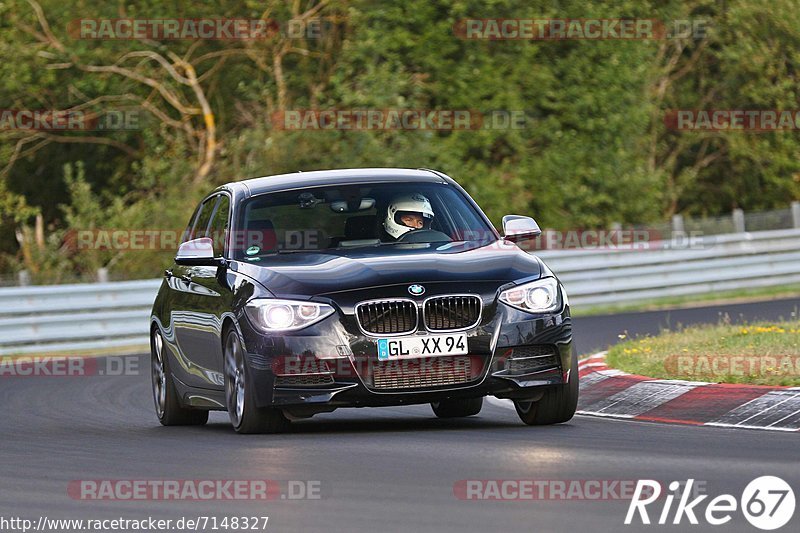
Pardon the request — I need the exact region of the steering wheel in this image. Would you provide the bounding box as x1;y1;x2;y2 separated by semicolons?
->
397;229;452;243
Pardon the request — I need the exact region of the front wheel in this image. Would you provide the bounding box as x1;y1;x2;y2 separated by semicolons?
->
223;328;290;434
431;397;483;418
514;351;579;425
151;328;208;426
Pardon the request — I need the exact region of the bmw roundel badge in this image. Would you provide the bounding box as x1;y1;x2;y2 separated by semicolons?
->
408;284;425;296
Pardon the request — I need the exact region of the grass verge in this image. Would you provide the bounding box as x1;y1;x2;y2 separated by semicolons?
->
606;320;800;386
0;344;148;360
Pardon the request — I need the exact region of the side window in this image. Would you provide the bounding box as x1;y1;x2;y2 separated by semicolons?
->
208;195;230;257
190;197;218;240
181;203;203;244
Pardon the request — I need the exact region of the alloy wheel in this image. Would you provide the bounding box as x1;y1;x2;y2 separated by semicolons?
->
151;331;167;418
225;332;246;427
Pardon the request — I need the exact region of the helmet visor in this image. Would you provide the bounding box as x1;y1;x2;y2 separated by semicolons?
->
394;210;432;230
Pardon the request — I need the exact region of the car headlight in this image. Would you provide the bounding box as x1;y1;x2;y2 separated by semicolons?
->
245;299;335;331
499;277;561;313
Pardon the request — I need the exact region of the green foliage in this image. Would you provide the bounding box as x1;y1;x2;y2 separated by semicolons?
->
1;0;799;281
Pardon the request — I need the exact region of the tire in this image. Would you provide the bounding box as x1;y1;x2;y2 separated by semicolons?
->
151;328;209;426
223;327;290;434
431;397;483;418
514;350;579;426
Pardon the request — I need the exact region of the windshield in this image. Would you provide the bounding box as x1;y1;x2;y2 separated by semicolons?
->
233;182;494;260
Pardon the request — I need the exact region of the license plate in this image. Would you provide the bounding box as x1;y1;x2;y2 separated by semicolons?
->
377;334;468;361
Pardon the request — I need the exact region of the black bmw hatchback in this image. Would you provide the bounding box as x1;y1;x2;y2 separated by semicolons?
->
150;168;577;433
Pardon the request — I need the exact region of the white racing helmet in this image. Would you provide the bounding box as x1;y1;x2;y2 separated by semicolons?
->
383;193;434;239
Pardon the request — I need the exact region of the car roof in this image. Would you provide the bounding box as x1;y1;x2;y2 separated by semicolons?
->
222;168;450;197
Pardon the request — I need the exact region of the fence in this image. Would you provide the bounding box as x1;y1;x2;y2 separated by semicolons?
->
628;203;800;237
1;228;800;355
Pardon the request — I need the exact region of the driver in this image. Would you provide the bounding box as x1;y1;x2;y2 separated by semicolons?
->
383;193;434;240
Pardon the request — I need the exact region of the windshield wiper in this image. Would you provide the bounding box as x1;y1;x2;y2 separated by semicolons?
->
246;249;317;257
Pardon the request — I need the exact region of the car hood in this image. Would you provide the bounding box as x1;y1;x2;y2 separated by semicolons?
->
233;240;543;298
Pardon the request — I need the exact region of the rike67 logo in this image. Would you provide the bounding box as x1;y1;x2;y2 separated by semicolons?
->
626;477;795;530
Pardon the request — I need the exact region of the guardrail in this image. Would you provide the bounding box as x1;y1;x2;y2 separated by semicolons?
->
2;228;799;355
0;279;160;355
538;227;800;307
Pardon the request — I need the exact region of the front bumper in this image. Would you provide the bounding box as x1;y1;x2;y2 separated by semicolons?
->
238;294;574;413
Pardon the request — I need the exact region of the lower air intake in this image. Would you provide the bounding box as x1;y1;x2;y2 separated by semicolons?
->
372;356;473;389
274;374;334;387
505;345;560;374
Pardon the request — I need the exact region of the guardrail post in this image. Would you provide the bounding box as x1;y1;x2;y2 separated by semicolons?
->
732;208;745;233
792;201;800;228
97;268;109;283
671;214;685;233
18;270;30;286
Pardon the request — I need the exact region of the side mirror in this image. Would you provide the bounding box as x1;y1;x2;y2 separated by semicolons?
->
502;215;541;242
175;237;225;266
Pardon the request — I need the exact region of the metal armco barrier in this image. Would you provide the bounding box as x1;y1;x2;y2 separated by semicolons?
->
0;279;160;355
1;228;799;355
538;228;800;306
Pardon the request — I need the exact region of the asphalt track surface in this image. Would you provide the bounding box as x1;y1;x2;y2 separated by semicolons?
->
2;297;799;533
